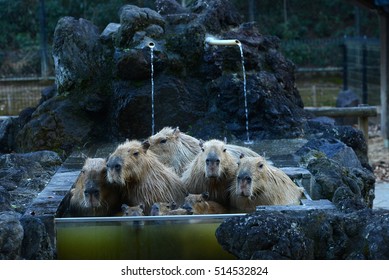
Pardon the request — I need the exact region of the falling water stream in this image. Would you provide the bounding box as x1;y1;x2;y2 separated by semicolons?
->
237;43;252;144
205;36;252;144
149;42;155;135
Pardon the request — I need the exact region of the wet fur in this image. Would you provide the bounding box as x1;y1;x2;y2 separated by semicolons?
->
121;203;144;216
146;126;259;176
69;158;122;216
106;139;186;213
182;192;226;214
230;156;304;212
181;139;239;207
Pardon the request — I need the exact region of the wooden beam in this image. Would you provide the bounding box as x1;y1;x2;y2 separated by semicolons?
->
305;106;378;117
380;14;389;148
305;106;378;142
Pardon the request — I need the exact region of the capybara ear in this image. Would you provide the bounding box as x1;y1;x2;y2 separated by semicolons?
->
201;191;209;200
240;153;245;159
142;140;150;152
121;204;128;211
173;126;180;135
223;137;228;144
199;139;204;150
125;138;130;142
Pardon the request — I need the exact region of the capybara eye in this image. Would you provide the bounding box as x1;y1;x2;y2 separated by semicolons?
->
259;163;264;169
133;151;139;156
223;148;227;152
201;148;204;152
160;139;167;144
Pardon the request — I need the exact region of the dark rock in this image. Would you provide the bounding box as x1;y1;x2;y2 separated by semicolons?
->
155;0;189;15
0;211;23;260
0;117;16;153
297;138;362;170
110;76;203;139
0;151;62;213
40;84;57;104
115;5;166;48
16;96;96;154
0;187;12;212
52;17;107;93
216;209;389;260
20;216;54;260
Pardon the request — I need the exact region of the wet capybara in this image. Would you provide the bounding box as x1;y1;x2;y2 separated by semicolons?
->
181;139;239;207
69;157;122;216
146;127;201;176
106;139;186;213
121;203;144;216
182;192;227;214
146;126;259;176
230;155;304;212
149;201;189;215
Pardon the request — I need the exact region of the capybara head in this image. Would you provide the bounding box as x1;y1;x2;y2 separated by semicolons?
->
235;156;268;199
149;201;177;216
199;139;232;178
146;126;201;175
106;139;152;185
70;157;121;216
121;203;144;216
182;192;209;214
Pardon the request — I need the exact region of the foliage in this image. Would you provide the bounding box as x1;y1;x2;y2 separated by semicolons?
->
0;0;380;75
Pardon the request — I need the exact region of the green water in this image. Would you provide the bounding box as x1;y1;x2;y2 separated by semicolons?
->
56;218;236;260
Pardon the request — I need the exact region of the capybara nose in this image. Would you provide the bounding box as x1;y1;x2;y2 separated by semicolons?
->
206;153;220;166
84;186;99;197
182;204;193;214
107;157;122;172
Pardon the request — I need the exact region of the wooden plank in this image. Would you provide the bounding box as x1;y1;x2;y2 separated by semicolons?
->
305;106;378;117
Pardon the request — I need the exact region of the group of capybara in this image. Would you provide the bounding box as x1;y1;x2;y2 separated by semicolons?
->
68;127;304;217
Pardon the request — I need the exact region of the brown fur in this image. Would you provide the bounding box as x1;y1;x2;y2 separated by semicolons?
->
149;201;189;215
146;126;259;176
181;139;239;207
230;156;304;212
146;127;201;176
106;139;186;213
121;203;144;216
182;192;226;214
69;158;122;216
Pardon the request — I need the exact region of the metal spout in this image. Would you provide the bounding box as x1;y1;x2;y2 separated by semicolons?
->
148;41;155;49
205;36;240;46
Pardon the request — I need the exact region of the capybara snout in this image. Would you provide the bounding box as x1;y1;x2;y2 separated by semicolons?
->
106;156;124;183
236;172;252;197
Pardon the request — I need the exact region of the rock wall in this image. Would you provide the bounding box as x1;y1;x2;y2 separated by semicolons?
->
14;0;308;154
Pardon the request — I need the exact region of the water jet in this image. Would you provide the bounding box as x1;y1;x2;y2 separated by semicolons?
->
148;41;155;135
205;36;252;144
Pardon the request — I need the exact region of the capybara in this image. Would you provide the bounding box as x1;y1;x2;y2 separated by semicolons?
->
146;126;259;176
181;139;239;207
149;201;189;215
146;126;201;176
69;157;122;216
230;155;304;212
106;139;186;213
121;203;144;216
182;192;226;214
